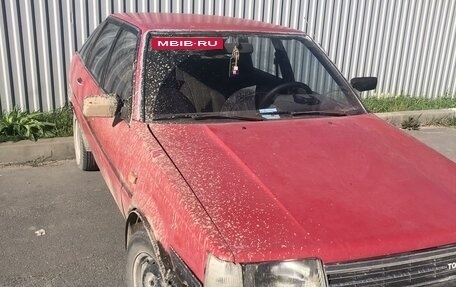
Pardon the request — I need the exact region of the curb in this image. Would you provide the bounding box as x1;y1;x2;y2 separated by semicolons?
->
0;109;454;165
0;137;75;166
375;108;456;127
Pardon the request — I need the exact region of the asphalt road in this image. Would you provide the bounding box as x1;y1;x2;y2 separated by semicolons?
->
0;127;455;287
406;127;456;162
0;161;125;287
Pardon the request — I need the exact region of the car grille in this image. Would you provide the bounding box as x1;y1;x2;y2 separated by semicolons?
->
325;245;456;287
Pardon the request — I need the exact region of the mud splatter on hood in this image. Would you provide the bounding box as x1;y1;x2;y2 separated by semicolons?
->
149;114;456;264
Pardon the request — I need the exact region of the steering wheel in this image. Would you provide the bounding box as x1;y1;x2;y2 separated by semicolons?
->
259;82;313;108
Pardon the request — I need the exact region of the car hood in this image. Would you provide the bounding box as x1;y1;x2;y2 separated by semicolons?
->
149;114;456;264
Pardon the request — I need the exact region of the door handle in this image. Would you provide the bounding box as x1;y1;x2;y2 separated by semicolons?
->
128;171;137;185
76;77;83;85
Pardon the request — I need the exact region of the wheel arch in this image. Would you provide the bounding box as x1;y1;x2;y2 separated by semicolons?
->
125;209;202;286
125;209;146;249
125;209;178;283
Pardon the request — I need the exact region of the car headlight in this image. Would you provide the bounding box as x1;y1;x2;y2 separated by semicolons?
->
244;259;327;287
205;254;327;287
205;254;244;287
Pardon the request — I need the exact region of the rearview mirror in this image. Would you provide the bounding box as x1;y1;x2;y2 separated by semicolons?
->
224;43;254;54
350;77;377;92
83;94;120;117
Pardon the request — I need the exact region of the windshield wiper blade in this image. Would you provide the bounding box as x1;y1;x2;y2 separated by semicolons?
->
153;113;264;121
290;110;349;117
257;110;351;117
153;110;352;121
153;114;194;121
192;114;264;121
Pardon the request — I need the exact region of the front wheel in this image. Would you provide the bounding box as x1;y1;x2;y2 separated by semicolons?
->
126;228;166;287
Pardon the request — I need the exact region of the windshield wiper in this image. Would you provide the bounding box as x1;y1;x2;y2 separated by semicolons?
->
192;114;264;121
153;114;193;121
153;110;355;122
290;110;350;117
153;113;264;121
258;110;353;117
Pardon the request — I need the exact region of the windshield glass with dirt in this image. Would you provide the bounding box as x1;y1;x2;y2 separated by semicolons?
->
143;33;365;122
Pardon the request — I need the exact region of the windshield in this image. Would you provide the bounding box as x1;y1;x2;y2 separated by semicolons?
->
143;33;365;122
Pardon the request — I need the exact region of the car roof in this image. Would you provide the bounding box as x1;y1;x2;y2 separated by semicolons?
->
112;13;305;35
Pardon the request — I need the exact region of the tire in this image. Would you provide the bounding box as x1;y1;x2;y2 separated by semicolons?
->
73;114;98;171
126;226;167;287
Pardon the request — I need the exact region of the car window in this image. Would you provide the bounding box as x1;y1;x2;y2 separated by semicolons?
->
86;23;120;84
144;34;364;122
104;29;138;101
251;37;281;78
282;39;348;105
79;22;105;64
103;29;138;119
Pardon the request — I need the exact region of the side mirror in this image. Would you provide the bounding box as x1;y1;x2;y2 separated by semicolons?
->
82;94;121;118
350;77;377;92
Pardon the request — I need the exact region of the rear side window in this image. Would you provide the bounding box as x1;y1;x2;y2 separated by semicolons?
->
103;29;138;101
86;23;120;83
79;22;105;63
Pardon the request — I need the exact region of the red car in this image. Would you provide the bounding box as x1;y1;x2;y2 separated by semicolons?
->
69;13;456;287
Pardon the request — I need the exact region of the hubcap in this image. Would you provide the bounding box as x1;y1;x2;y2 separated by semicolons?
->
133;253;163;287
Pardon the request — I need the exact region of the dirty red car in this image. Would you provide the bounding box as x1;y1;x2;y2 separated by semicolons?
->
69;13;456;287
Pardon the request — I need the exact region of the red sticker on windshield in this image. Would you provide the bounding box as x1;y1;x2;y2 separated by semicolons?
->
151;37;224;50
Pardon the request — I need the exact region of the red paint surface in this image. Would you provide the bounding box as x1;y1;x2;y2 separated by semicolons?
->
114;12;302;35
150;115;456;264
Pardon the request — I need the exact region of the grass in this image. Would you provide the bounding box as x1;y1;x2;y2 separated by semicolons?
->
401;116;421;130
0;106;73;142
426;116;456;127
39;106;73;138
361;95;456;113
361;95;456;129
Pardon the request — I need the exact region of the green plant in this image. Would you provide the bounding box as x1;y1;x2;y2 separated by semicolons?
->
401;116;420;130
447;117;456;126
0;108;55;141
425;116;456;127
39;106;73;137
